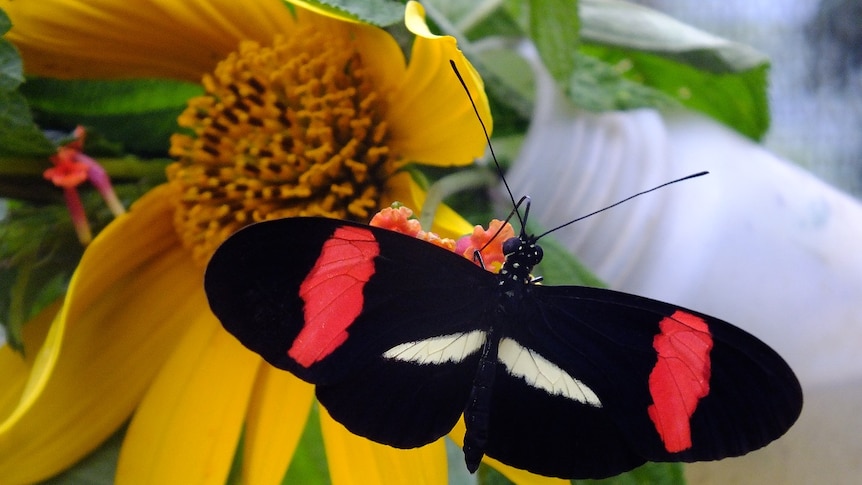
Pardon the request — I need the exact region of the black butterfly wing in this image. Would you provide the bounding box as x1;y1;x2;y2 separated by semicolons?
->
207;218;803;477
314;226;498;447
482;285;802;479
205;217;499;447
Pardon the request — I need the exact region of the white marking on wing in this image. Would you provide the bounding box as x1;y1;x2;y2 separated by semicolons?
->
383;330;486;364
498;338;602;407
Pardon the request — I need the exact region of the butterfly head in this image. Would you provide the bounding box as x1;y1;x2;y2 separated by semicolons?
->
498;234;543;292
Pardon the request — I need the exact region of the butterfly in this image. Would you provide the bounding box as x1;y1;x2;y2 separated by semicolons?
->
203;61;802;479
204;211;802;479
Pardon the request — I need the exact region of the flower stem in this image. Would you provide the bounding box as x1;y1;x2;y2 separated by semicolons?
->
419;167;498;230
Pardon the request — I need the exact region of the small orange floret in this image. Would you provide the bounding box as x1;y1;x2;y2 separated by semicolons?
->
370;205;456;251
417;231;456;251
42;126;125;244
370;206;423;237
369;207;513;272
456;219;514;273
44;147;89;188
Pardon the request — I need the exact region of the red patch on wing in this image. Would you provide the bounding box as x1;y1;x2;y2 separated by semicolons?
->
289;226;379;367
647;310;713;453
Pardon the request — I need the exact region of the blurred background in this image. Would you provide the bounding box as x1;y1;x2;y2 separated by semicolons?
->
639;0;862;196
635;1;862;483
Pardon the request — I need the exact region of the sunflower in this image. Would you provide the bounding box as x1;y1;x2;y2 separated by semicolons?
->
0;1;559;483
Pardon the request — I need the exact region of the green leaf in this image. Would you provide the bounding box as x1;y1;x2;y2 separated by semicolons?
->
0;183;148;350
462;0;769;138
39;424;126;485
529;0;580;86
570;52;681;112
0;201;81;351
20;78;203;154
572;462;686;485
580;45;769;140
579;0;767;74
0;8;8;33
0;10;55;156
282;403;330;484
0;41;24;92
476;461;684;484
476;461;516;485
0;90;56;155
576;0;770;139
531;229;605;288
287;0;405;27
0;8;21;92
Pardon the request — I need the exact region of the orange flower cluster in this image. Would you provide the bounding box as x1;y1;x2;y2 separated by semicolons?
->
371;205;515;273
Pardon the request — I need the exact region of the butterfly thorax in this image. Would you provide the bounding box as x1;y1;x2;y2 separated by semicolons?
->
497;235;543;301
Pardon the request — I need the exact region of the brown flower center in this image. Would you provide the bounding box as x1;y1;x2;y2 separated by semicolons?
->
168;28;397;264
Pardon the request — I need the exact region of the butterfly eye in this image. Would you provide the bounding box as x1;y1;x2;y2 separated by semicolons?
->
502;237;521;255
532;244;543;264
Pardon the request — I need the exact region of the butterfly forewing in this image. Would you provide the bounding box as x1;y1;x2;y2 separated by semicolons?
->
205;217;500;444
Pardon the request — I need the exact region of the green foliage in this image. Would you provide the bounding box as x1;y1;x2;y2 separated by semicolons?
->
284;0;405;26
0;201;80;352
572;46;769;140
282;404;330;485
39;425;126;485
573;462;686;485
0;183;149;351
21;78;202;155
533;229;606;288
578;0;766;74
569;52;680;113
528;0;580;87
576;0;769;139
474;461;685;485
0;9;54;156
0;9;22;91
464;0;769;140
0;90;56;155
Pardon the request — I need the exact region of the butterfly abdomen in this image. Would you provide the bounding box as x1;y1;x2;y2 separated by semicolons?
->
462;322;502;472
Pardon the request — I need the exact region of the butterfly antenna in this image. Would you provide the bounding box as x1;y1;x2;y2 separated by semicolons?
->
536;171;709;240
450;60;524;229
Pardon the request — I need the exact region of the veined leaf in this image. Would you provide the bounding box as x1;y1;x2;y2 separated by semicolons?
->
579;0;767;73
529;0;580;86
286;0;405;26
578;44;769;140
21;78;202;154
0;8;54;156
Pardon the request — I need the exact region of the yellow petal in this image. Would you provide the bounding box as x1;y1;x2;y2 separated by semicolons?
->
0;184;195;484
329;11;407;97
242;364;315;484
449;418;568;485
0;0;295;81
0;300;59;423
320;406;447;485
116;313;259;483
387;1;492;167
383;172;475;239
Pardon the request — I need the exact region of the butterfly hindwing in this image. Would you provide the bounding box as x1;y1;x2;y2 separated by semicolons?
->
316;345;483;448
205;217;499;445
477;284;802;478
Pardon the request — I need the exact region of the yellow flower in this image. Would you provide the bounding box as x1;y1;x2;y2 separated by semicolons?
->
0;1;565;483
